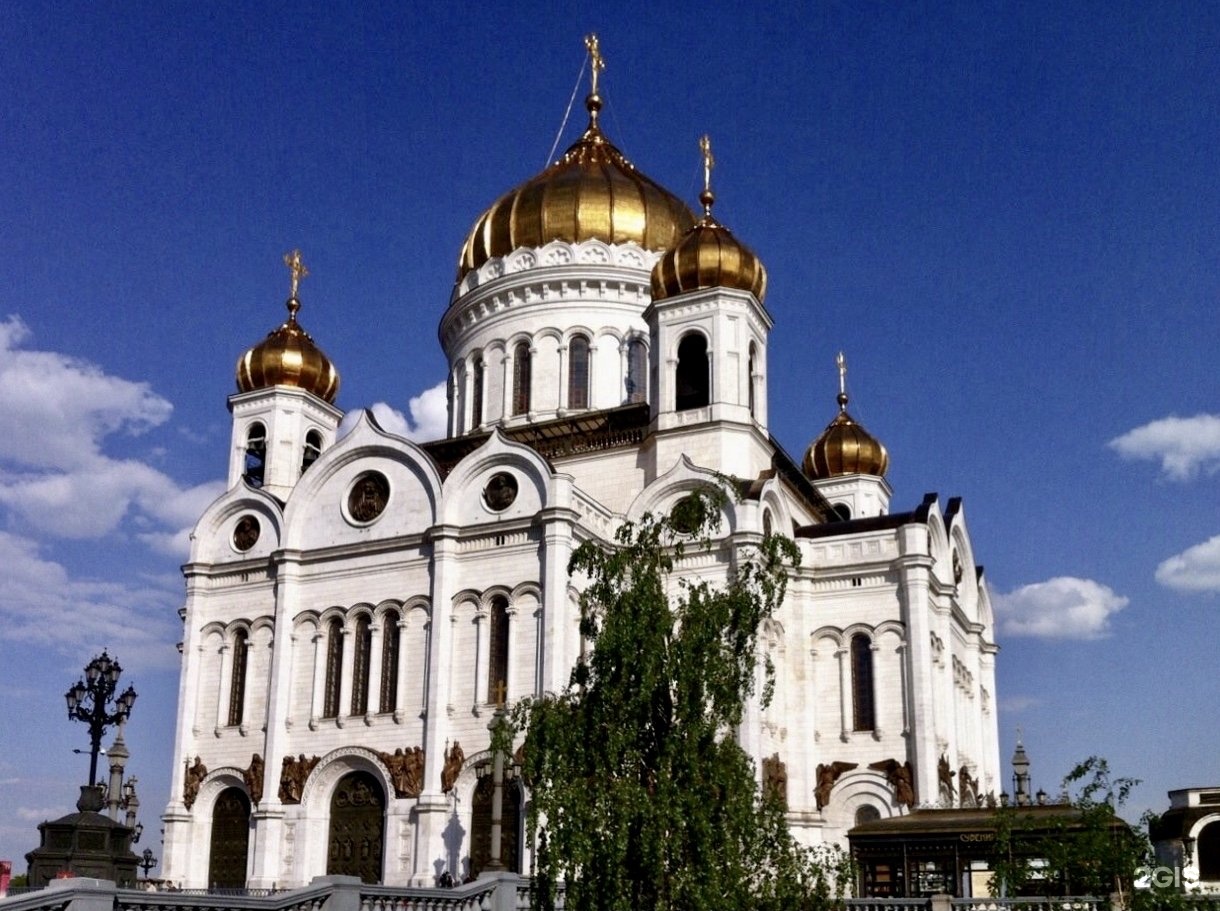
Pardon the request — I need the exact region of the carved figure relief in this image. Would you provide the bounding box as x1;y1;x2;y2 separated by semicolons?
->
938;754;957;805
233;515;260;552
869;758;916;810
958;764;978;808
814;761;858;811
243;753;264;806
278;753;321;805
183;756;207;810
376;746;425;798
483;472;519;511
441;741;465;794
348;472;389;523
762;753;788;807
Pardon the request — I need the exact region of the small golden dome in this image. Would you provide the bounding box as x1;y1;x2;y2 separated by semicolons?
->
236;296;340;404
456;101;694;281
651;135;766;303
803;357;888;479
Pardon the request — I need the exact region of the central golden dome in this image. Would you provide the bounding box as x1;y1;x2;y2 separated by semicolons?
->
456;100;694;281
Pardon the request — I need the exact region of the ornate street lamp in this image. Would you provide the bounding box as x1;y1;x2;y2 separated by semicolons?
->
139;848;158;878
64;651;137;787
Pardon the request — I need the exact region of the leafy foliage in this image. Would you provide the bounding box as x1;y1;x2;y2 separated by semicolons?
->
990;757;1148;900
513;487;849;911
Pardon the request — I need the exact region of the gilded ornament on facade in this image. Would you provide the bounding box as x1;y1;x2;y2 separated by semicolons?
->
347;472;390;523
233;515;260;552
483;472;518;511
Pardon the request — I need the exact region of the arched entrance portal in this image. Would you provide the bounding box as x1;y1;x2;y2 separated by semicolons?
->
327;771;385;883
470;772;521;877
207;787;251;888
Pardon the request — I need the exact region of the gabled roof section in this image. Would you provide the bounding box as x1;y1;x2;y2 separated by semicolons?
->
795;492;939;540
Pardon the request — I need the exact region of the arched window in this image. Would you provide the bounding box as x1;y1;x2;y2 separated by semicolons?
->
855;804;881;826
762;509;773;538
244;423;266;487
626;338;648;404
447;373;456;435
851;633;875;731
675;333;709;411
471;356;484;428
301;429;322;474
1200;820;1220;881
512;342;531;416
379;610;400;714
322;618;343;719
351;614;372;716
748;342;757;416
487;596;510;704
834;503;853;522
227;628;249;727
568;335;590;410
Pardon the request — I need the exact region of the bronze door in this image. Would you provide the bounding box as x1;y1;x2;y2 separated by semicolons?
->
327;771;385;883
208;787;251;888
469;774;521;877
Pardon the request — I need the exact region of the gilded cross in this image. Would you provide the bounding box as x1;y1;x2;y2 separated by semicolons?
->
585;34;605;96
284;249;309;300
492;680;507;707
700;134;715;197
836;351;847;396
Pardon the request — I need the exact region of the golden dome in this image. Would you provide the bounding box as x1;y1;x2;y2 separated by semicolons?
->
456;95;695;281
651;136;766;302
236;295;340;404
803;357;889;479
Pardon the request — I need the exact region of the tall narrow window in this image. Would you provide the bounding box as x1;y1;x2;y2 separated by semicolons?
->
675;333;709;411
447;374;456;435
851;633;875;731
227;629;249;727
748;343;757;417
568;335;590;410
379;610;400;714
626;338;647;404
487;597;510;704
244;423;267;488
351;614;371;716
471;356;484;428
512;342;531;415
323;618;343;719
301;429;322;474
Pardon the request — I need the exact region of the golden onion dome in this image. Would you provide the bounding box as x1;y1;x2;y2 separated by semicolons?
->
456;90;695;281
651;136;766;302
803;355;888;479
235;252;340;403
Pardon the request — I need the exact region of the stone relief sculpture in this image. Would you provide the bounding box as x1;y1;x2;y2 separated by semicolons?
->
278;753;321;805
377;746;425;798
814;761;858;811
243;753;264;806
762;753;789;807
869;758;915;810
938;754;957;805
441;741;465;794
183;756;207;810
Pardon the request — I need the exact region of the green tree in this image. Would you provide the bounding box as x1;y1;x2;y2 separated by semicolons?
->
513;488;848;911
990;757;1150;901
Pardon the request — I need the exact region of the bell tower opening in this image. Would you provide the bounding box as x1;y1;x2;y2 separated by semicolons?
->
675;333;709;411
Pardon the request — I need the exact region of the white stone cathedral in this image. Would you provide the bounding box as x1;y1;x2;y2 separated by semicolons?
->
161;46;1000;889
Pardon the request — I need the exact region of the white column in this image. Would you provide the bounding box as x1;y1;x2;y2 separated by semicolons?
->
394;616;410;723
557;345;569;411
504;606;517;702
474;609;489;710
898;641;911;735
215;642;231;733
836;646;850;742
870;642;883;739
367;619;384;722
308;628;326;730
501;350;513;419
337;624;355;726
619;341;629;404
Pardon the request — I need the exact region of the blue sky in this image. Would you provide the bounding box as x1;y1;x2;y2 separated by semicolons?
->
1;1;1217;868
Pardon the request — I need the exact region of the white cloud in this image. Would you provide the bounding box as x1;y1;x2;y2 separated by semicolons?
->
993;577;1128;640
1156;534;1220;593
999;695;1041;713
0;316;223;546
17;806;70;822
1108;414;1220;481
340;382;449;443
0;531;181;667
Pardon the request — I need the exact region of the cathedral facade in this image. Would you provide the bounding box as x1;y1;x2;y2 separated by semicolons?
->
160;53;1000;889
